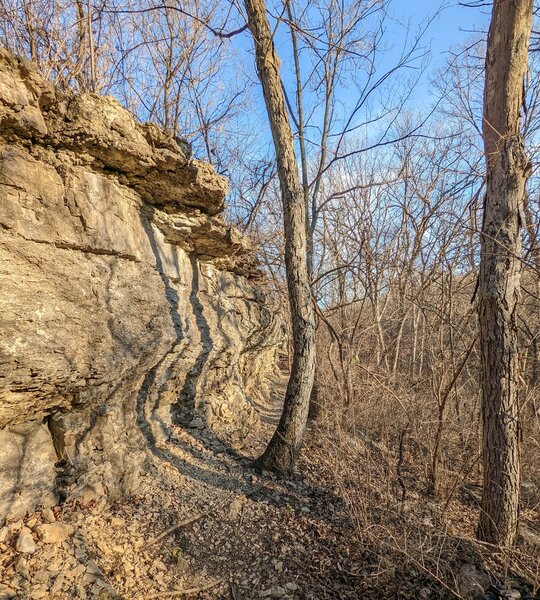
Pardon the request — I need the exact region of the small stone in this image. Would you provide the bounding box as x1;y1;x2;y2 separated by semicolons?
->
272;559;283;573
15;529;36;554
189;417;204;429
42;508;55;523
229;497;243;520
50;572;65;593
78;483;105;505
72;564;86;578
0;584;17;599
76;585;86;599
34;571;49;584
37;522;74;543
8;521;23;534
82;573;97;586
86;559;102;575
110;517;124;528
14;557;29;579
285;583;298;591
0;527;8;543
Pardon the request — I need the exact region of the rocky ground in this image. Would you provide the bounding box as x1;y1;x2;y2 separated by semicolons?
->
1;378;539;600
0;380;363;600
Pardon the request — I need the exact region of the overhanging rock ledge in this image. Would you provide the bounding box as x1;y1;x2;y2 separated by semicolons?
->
0;48;282;521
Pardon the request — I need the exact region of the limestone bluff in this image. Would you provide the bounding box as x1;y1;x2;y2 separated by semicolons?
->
0;48;282;521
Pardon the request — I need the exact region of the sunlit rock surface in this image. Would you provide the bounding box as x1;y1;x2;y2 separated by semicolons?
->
0;48;281;521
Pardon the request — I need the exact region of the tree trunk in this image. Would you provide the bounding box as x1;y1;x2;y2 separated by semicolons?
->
477;0;532;546
244;0;316;474
86;0;96;92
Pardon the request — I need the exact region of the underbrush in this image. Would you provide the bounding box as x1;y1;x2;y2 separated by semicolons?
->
304;372;540;599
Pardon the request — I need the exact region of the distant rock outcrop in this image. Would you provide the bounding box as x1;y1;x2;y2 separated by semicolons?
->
0;48;282;521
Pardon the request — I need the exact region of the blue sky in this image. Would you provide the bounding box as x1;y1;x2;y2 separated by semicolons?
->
381;0;491;106
250;0;490;114
224;0;492;166
396;0;490;57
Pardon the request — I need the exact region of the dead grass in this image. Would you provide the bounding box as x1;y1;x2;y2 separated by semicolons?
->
303;363;540;599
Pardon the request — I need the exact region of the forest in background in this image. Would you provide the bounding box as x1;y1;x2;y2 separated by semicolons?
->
1;0;540;594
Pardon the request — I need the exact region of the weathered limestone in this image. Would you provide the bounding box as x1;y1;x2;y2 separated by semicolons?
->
0;49;281;521
36;522;74;544
0;423;57;523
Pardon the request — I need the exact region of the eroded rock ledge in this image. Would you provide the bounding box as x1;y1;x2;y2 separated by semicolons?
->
0;49;282;521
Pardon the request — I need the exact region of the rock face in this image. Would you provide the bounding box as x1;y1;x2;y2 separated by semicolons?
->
0;49;281;521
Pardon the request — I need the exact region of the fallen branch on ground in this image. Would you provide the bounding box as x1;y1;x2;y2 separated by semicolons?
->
148;494;233;546
139;578;224;599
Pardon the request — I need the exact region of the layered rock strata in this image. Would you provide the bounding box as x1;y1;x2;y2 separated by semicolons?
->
0;49;281;521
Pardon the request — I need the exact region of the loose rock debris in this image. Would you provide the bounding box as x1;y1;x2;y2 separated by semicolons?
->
0;386;360;600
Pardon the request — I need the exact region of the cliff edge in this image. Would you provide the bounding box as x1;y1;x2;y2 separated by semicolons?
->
0;48;282;521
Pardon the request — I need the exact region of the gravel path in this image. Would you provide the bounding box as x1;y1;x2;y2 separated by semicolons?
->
0;379;361;600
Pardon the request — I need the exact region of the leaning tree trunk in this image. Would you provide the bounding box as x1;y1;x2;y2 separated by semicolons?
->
477;0;532;546
244;0;316;474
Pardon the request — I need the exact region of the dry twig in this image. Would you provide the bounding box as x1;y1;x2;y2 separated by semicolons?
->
148;494;233;546
140;578;224;599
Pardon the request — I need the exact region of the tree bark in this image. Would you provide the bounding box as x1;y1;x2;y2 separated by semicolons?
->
477;0;532;546
244;0;316;474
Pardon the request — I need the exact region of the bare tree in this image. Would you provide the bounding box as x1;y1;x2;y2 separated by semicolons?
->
243;0;316;474
477;0;533;546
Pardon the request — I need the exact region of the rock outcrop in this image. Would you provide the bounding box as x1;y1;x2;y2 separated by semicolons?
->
0;49;281;521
